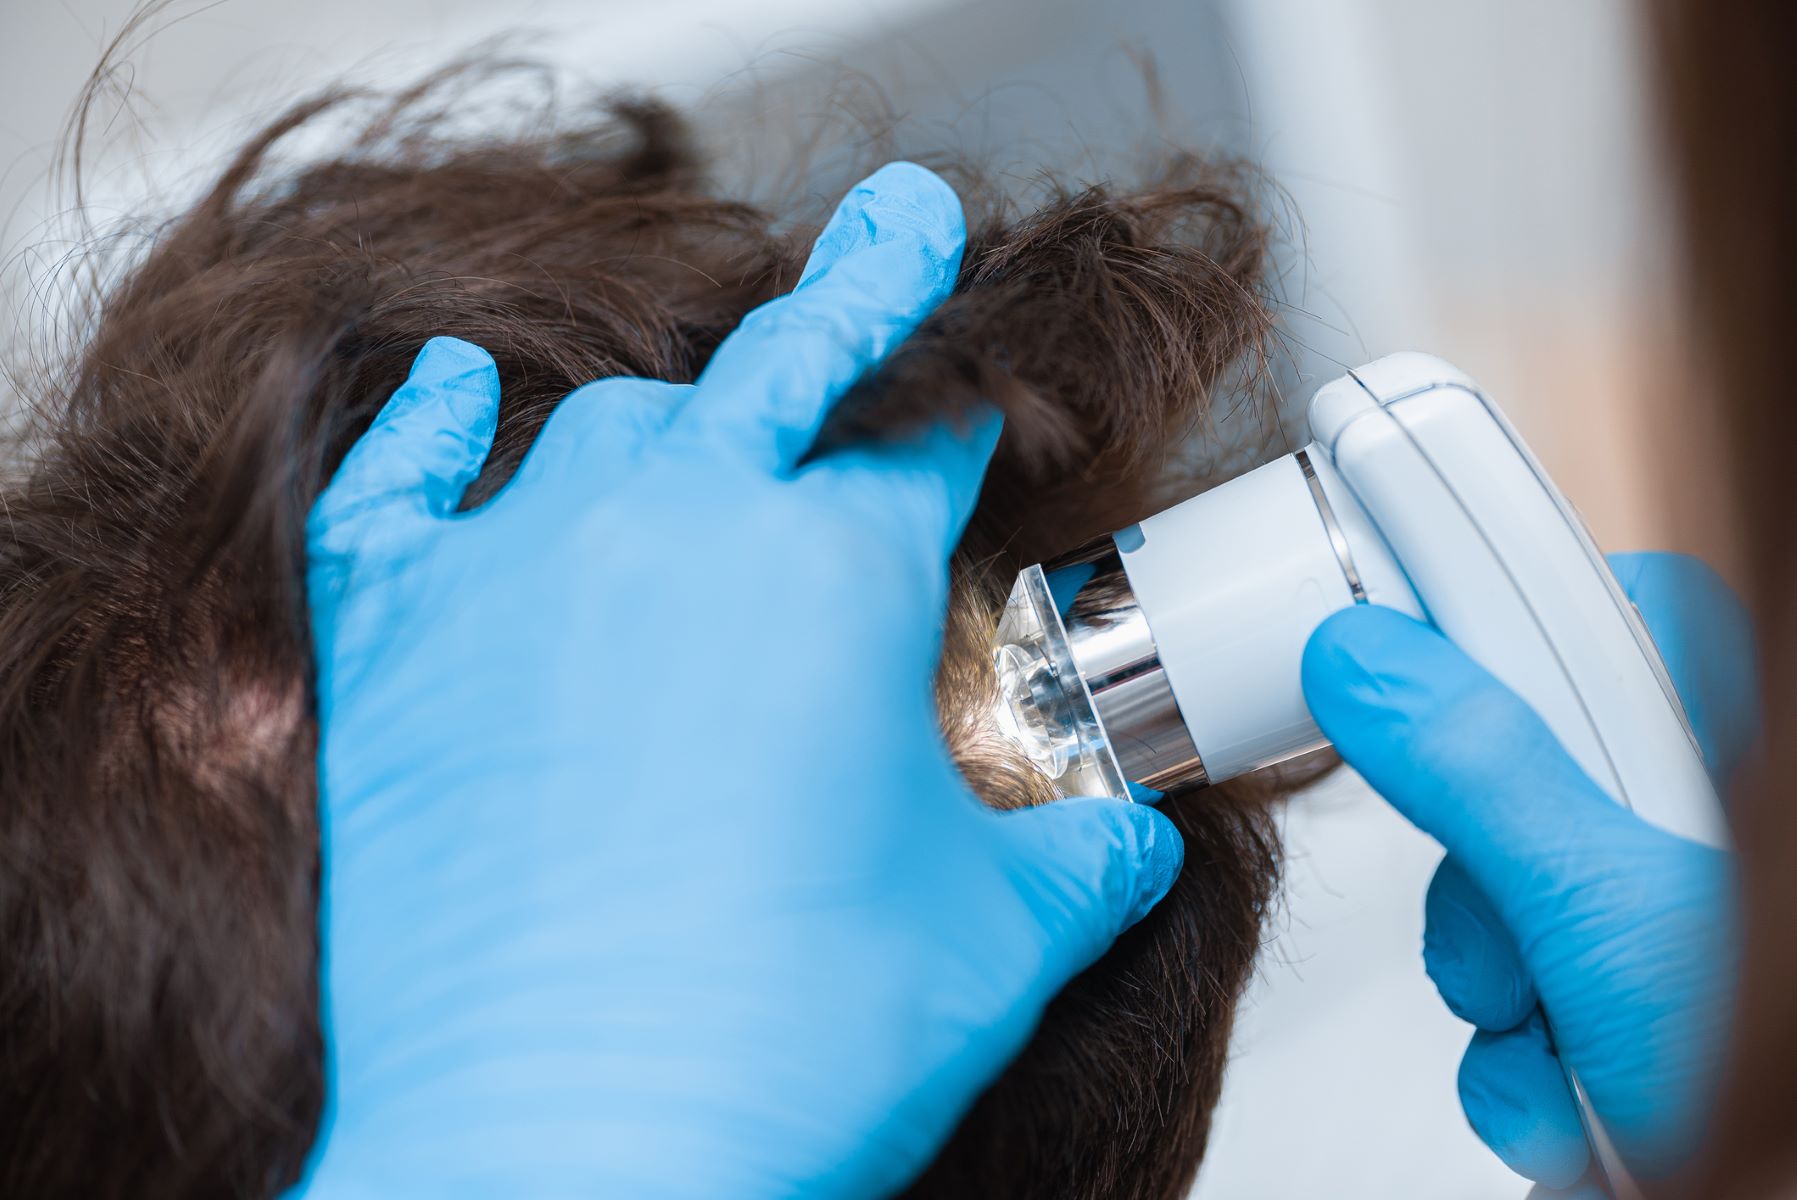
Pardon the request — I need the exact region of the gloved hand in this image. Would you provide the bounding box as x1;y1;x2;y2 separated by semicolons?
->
295;163;1181;1199
1302;552;1754;1195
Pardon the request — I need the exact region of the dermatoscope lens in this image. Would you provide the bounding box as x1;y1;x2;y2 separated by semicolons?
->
993;640;1077;778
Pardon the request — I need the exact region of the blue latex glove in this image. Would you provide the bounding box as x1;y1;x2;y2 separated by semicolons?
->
1302;552;1754;1195
295;163;1181;1198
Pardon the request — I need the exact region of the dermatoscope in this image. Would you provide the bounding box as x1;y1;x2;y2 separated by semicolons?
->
988;352;1728;1199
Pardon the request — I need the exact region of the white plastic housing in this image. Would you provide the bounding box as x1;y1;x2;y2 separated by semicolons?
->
1118;451;1423;783
1309;353;1724;847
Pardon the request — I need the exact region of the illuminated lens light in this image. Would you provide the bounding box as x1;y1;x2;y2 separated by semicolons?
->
993;640;1079;778
988;563;1129;802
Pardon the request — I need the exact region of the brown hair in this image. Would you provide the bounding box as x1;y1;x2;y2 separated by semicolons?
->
0;62;1303;1198
1653;2;1797;1195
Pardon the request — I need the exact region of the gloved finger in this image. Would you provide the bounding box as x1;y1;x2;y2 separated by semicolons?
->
684;162;964;475
1423;857;1536;1031
1301;605;1626;920
1458;1013;1590;1189
308;337;500;558
499;378;691;502
995;797;1183;983
806;408;1003;566
1606;551;1758;783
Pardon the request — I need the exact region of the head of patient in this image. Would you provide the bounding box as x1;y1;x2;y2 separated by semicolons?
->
0;80;1315;1199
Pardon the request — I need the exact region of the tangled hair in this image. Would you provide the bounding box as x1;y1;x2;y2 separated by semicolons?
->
0;62;1307;1200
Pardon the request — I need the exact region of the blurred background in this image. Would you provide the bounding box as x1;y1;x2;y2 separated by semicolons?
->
0;2;1723;1196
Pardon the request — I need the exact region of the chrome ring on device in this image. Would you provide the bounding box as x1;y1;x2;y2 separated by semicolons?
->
1039;539;1210;792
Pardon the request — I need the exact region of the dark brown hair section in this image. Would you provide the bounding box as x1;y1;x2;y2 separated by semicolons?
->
0;66;1295;1199
1652;2;1797;1195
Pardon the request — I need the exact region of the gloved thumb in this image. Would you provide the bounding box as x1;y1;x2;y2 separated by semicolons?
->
1301;605;1630;920
993;796;1184;984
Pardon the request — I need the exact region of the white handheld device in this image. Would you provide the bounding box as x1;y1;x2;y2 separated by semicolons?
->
989;352;1728;1195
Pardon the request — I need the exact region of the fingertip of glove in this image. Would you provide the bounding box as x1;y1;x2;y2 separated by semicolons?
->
797;162;966;300
1301;605;1436;722
1125;779;1165;805
413;336;500;393
862;160;962;215
1118;801;1183;927
408;337;501;432
1459;1018;1591;1189
1306;604;1433;669
1422;888;1535;1031
417;335;495;367
854;162;966;259
1023;795;1185;930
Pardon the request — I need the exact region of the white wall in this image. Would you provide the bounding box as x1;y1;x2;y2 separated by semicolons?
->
1220;0;1685;548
